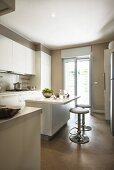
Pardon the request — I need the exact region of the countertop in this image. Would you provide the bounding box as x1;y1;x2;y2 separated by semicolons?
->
0;90;38;96
25;96;80;105
0;106;42;124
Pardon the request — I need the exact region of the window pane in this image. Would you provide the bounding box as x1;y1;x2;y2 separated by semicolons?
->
64;59;75;96
77;59;90;105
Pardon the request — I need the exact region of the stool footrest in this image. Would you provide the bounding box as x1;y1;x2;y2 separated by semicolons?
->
82;125;92;131
69;127;77;135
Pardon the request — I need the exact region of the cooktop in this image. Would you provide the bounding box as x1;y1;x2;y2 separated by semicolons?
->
0;108;20;119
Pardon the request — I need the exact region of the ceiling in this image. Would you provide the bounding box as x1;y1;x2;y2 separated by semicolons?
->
0;0;114;49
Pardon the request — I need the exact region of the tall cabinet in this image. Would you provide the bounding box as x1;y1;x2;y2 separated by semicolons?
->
104;48;114;120
30;51;51;90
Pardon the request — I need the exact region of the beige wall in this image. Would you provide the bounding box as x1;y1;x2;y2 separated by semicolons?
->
51;50;62;94
51;43;108;111
91;43;108;111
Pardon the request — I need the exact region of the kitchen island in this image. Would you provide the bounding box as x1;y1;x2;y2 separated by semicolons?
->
25;96;79;139
0;106;42;170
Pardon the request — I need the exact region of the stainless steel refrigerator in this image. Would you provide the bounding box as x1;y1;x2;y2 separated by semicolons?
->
110;52;114;135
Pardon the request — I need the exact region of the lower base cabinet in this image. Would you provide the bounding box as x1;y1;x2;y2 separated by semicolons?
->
26;101;70;138
0;107;41;170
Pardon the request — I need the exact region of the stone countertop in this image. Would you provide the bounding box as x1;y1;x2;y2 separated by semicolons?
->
0;106;42;124
25;96;80;105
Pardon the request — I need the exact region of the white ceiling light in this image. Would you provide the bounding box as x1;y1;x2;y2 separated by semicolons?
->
51;13;56;18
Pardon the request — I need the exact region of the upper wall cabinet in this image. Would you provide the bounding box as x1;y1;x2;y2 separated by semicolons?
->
12;41;26;74
0;0;15;16
0;34;12;71
12;41;36;75
0;35;36;75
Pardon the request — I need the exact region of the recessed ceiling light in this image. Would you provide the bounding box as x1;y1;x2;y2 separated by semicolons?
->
51;13;56;18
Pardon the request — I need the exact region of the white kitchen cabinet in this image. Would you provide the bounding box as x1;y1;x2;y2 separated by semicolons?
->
31;51;51;90
0;35;36;75
12;41;26;74
25;96;79;138
0;35;12;71
41;51;51;89
12;41;36;75
0;107;41;170
104;48;114;120
25;47;36;75
26;99;71;137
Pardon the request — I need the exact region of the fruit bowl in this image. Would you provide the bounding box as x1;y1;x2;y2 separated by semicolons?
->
42;92;53;98
42;88;53;98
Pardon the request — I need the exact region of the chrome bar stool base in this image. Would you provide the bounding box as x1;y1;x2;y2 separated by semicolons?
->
69;107;89;144
69;134;89;144
76;104;92;131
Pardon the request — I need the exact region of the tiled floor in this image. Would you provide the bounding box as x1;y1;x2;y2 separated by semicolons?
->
41;113;114;170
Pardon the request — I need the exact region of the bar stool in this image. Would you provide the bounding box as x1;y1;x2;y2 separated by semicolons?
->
69;107;89;144
76;104;92;131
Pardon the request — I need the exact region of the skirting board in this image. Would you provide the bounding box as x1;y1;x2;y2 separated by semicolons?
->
92;109;104;113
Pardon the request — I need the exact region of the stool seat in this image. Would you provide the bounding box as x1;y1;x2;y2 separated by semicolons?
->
76;104;91;108
70;108;89;114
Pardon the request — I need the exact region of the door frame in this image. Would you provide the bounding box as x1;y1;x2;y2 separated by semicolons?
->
62;55;92;112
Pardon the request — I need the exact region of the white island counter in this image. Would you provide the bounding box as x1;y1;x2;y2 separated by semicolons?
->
26;96;79;139
0;107;42;170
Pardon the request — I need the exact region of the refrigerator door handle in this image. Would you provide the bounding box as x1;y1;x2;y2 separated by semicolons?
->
104;73;106;90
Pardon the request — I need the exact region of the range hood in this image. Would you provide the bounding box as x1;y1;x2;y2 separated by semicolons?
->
0;0;15;16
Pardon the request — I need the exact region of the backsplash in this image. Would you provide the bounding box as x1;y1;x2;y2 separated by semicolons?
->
0;73;34;92
19;75;32;89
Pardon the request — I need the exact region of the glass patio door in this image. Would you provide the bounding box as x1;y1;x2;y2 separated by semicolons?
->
63;56;91;106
